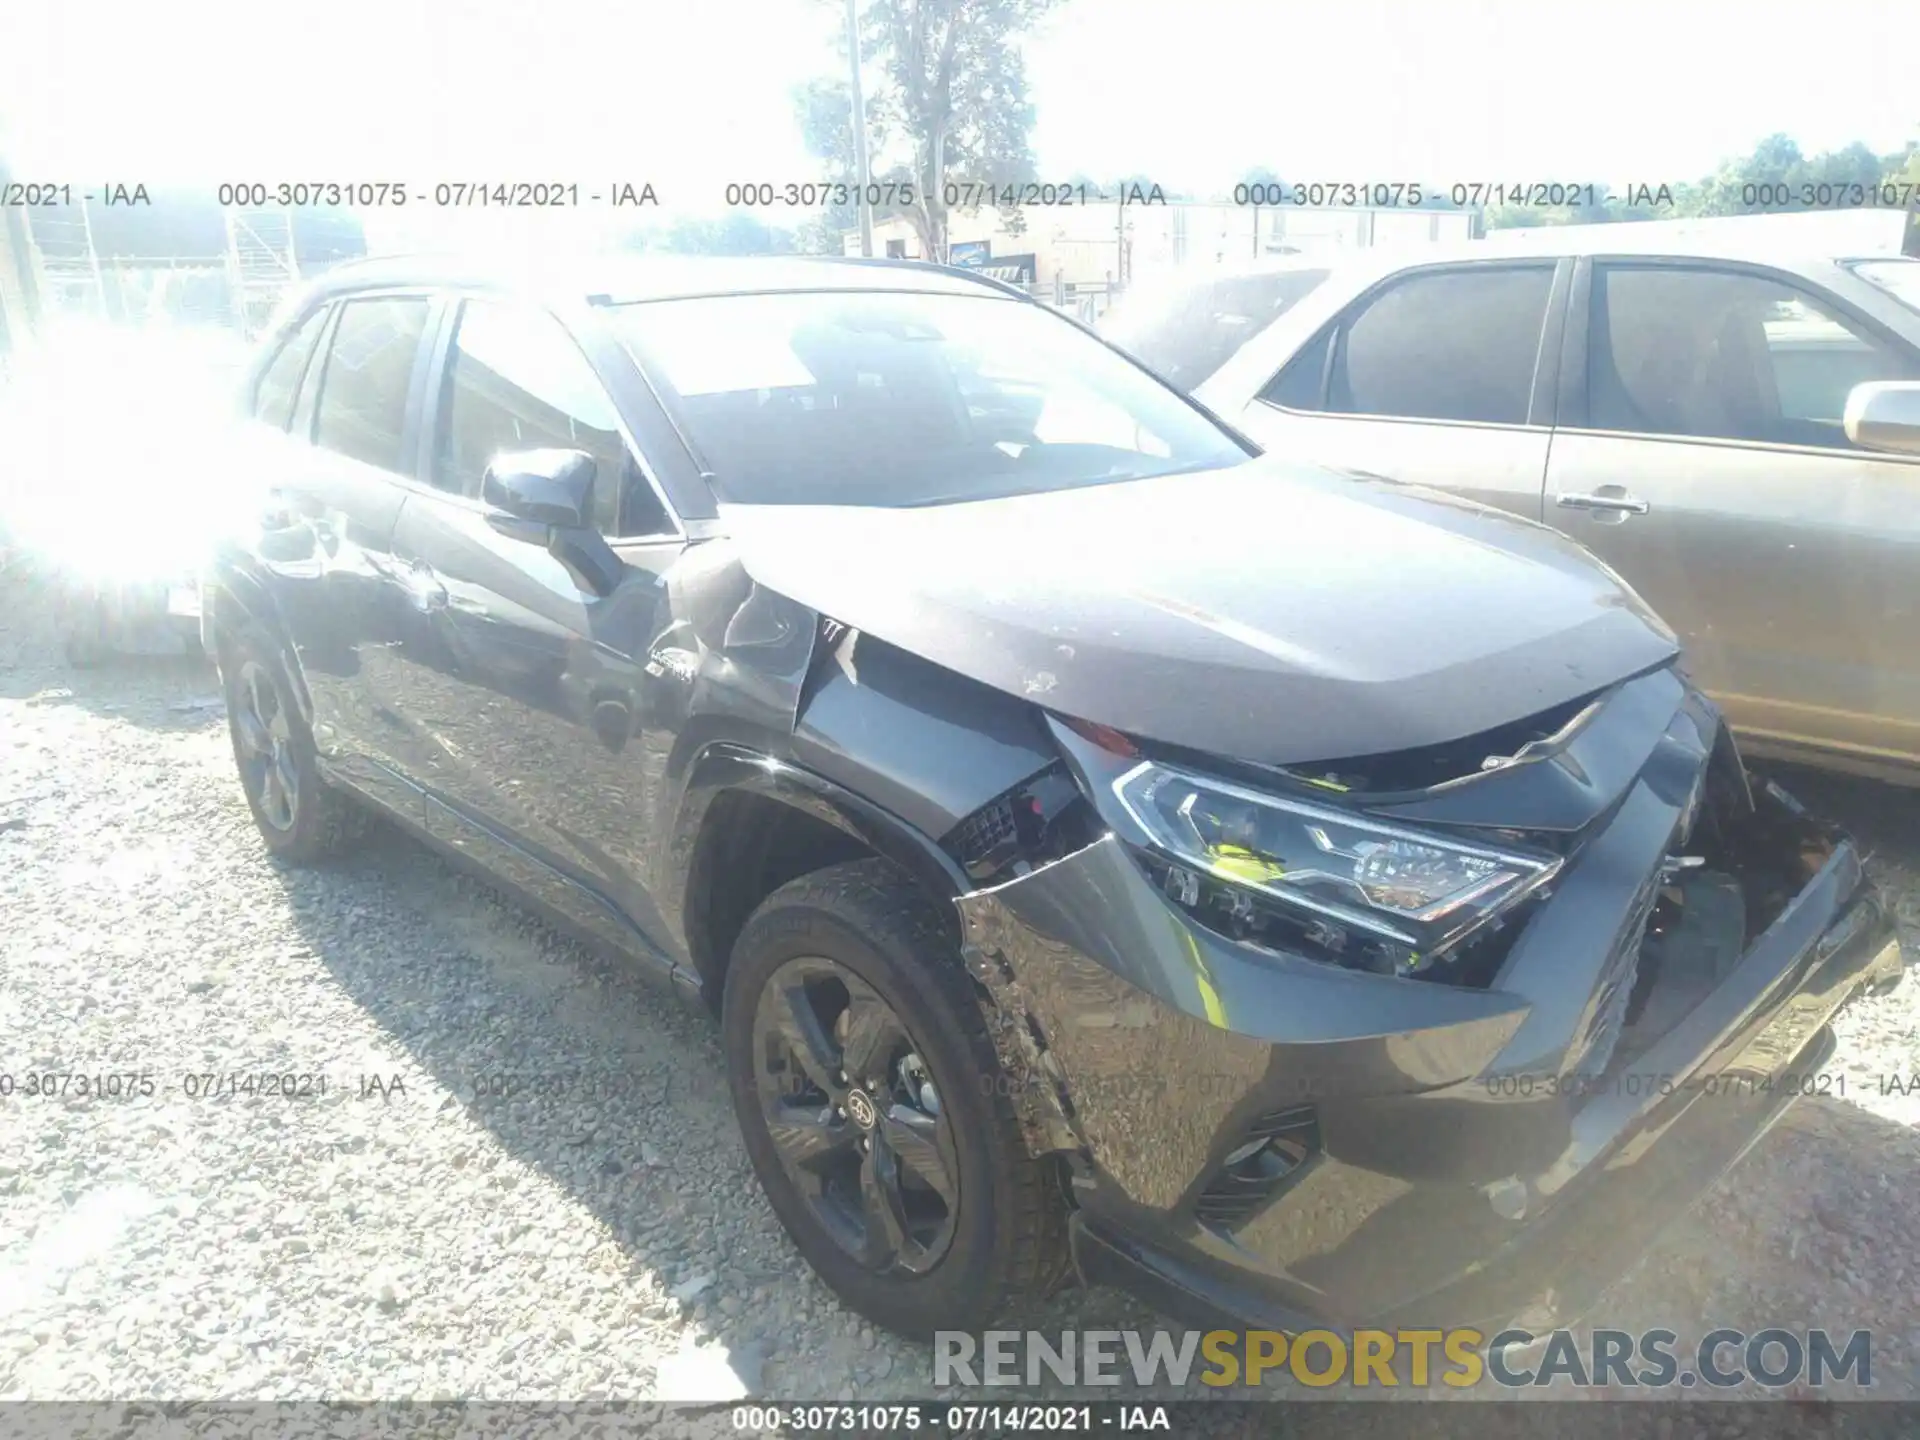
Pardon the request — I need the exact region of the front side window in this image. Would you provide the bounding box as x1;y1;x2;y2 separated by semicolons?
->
434;300;667;535
610;289;1248;507
311;297;432;472
252;306;329;430
1588;265;1920;449
1300;265;1555;426
1099;267;1330;390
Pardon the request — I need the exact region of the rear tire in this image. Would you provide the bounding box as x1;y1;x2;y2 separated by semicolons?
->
221;622;368;863
722;858;1069;1338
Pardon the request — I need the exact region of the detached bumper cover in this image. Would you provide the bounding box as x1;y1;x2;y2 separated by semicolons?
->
958;764;1901;1335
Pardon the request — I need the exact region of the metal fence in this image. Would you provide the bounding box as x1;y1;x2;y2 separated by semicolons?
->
7;206;319;349
1023;277;1122;325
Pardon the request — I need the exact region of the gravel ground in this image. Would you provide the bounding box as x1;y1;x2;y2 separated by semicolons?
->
2;566;1918;1411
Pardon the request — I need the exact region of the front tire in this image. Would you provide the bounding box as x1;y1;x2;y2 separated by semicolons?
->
221;623;367;863
722;858;1069;1338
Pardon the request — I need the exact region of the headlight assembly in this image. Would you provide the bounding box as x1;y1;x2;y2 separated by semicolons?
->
1111;760;1560;974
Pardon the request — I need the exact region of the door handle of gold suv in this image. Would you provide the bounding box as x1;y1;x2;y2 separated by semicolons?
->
1556;490;1651;518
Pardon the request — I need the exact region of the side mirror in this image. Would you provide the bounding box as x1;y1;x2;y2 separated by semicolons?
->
480;448;624;597
1843;381;1920;457
482;447;596;527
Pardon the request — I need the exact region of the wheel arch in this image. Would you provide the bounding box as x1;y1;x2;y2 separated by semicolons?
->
674;742;971;1009
203;558;315;725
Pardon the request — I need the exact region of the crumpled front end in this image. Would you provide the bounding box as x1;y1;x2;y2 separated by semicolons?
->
955;669;1903;1334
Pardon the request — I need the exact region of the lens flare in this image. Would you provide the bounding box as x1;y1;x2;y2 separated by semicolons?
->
0;319;253;585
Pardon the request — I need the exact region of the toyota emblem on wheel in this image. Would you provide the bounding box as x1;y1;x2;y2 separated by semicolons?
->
845;1089;877;1130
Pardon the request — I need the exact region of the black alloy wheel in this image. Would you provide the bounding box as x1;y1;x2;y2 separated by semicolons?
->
220;622;367;863
232;656;302;834
751;956;960;1275
721;859;1069;1337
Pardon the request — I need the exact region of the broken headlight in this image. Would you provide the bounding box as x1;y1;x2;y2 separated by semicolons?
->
1112;761;1561;973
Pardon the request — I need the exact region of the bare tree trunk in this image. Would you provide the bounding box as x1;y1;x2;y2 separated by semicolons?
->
927;123;949;260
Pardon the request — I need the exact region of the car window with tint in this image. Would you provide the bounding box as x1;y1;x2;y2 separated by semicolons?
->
1318;266;1554;425
289;309;333;441
1587;265;1920;450
1098;268;1330;389
434;300;669;536
252;307;329;430
611;289;1248;507
311;297;432;472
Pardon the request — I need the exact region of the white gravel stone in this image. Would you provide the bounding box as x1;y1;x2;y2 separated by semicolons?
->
670;1274;714;1304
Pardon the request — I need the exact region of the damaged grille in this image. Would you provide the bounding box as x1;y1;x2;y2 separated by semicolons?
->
1280;689;1604;795
1193;1104;1320;1229
1569;869;1660;1081
946;795;1020;873
943;768;1096;884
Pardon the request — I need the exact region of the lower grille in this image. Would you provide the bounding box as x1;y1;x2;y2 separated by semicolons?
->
1194;1105;1320;1229
946;794;1018;871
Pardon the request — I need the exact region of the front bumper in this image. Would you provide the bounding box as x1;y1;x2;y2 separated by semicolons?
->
958;712;1902;1334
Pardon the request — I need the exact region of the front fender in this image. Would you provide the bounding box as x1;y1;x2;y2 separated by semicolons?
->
674;741;971;905
204;549;314;725
662;741;973;998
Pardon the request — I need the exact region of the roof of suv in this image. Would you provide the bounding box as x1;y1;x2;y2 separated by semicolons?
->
300;252;1025;306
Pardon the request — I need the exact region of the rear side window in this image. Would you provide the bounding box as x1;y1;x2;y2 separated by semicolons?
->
1259;328;1333;411
1099;269;1330;389
1295;266;1554;426
312;296;432;472
252;307;328;429
433;300;670;536
1588;265;1920;449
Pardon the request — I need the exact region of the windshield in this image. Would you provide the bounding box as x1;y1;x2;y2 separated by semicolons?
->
1848;259;1920;319
610;289;1248;507
1098;267;1331;389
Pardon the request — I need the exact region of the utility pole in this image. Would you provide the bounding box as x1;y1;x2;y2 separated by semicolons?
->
845;0;874;257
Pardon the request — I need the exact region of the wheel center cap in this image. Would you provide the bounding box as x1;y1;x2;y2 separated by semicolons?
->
845;1089;877;1130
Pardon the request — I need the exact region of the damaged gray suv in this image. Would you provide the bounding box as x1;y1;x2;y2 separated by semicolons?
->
208;254;1904;1340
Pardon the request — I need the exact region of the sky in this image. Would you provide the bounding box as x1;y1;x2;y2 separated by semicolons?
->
1;0;1914;245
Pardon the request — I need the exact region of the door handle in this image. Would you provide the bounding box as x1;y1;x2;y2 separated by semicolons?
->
1555;490;1650;517
402;561;449;614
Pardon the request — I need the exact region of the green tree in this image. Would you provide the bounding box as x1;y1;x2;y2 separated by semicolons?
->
1681;134;1902;216
791;73;919;253
1484;134;1920;231
792;76;863;251
807;0;1061;260
1883;143;1920;190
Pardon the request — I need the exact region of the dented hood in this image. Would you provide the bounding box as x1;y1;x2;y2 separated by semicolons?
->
720;457;1679;767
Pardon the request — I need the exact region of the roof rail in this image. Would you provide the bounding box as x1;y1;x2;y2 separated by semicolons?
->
798;253;1037;300
304;249;1040;304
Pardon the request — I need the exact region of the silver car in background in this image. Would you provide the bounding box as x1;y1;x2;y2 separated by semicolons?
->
1100;239;1920;785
